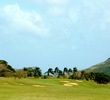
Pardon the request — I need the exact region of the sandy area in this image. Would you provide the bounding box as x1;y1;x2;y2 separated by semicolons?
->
64;83;78;86
76;80;83;82
33;84;46;88
60;80;79;87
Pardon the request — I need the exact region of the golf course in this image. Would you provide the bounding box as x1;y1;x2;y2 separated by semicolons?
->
0;77;110;100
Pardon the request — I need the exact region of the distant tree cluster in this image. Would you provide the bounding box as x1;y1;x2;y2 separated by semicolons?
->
93;73;110;84
44;67;79;79
0;60;110;84
80;71;110;84
0;60;15;77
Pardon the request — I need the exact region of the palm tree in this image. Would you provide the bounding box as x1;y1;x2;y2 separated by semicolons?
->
68;68;72;75
73;67;78;79
63;67;69;78
73;67;78;73
46;68;54;76
57;70;63;78
54;67;59;76
63;67;68;75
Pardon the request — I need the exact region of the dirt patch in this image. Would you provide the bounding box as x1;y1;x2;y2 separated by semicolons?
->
33;85;46;88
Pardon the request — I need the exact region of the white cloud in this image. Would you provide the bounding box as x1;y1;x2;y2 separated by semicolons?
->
0;4;50;37
72;0;110;32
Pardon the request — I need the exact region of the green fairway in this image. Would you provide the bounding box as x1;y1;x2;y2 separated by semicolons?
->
0;78;110;100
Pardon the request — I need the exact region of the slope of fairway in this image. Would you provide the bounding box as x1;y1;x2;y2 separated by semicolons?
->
0;78;110;100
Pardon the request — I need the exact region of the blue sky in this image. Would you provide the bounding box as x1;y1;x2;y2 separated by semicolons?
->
0;0;110;72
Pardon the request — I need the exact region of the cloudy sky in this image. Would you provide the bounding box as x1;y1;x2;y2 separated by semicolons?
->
0;0;110;72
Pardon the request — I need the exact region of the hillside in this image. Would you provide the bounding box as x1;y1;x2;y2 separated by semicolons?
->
85;58;110;75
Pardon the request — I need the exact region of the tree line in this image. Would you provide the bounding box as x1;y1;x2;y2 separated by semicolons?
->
0;60;110;84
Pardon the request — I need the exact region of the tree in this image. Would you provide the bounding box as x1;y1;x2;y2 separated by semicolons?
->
34;67;42;78
45;68;54;76
7;65;15;72
0;60;15;77
81;70;86;79
57;70;63;78
68;68;73;75
26;67;34;77
72;67;78;79
63;67;68;75
63;67;69;78
73;67;78;73
54;67;59;76
94;73;110;84
0;60;8;65
15;69;27;78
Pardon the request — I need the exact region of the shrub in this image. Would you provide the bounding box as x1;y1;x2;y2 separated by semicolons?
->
94;73;110;84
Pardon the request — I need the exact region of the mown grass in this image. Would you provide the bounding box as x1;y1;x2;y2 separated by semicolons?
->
0;77;110;100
